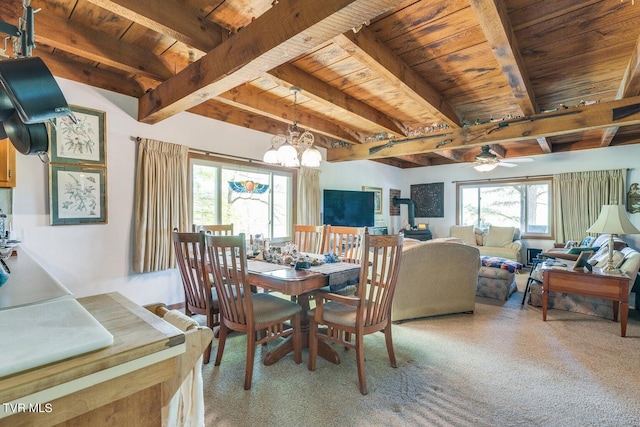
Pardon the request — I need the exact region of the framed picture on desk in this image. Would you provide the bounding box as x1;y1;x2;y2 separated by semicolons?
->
573;250;594;271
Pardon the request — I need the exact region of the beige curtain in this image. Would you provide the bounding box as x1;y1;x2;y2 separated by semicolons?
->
296;167;321;225
133;138;190;273
553;169;627;242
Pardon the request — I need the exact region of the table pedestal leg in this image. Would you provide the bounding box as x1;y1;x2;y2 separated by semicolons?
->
263;292;340;366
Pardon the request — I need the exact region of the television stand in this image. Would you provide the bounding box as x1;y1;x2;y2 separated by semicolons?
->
402;229;432;241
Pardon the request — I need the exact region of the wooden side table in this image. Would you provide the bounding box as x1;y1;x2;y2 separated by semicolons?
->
542;266;630;336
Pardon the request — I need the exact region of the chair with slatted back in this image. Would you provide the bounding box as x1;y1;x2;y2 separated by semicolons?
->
293;224;326;254
193;224;234;236
206;233;302;390
323;225;366;260
308;232;404;395
172;230;220;364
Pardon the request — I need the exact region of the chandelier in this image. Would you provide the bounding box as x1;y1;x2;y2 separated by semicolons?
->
263;86;322;168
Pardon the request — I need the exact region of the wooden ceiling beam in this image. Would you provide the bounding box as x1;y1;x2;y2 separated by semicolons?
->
83;0;225;52
334;28;462;128
397;155;432;166
601;34;640;147
137;0;407;124
188;100;340;149
469;0;552;153
487;144;505;158
34;10;174;81
37;50;146;98
327;95;640;161
266;63;406;137
435;149;464;162
216;86;359;143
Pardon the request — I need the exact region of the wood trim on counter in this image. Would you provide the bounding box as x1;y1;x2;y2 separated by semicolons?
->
0;293;186;427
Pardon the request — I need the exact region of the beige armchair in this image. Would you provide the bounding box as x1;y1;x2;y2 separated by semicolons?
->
391;239;480;322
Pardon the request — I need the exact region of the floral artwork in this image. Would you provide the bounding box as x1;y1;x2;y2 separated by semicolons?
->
58;171;100;218
50;165;107;225
57;114;98;160
50;106;106;165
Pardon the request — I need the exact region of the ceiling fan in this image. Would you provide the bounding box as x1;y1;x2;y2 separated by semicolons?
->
472;145;533;172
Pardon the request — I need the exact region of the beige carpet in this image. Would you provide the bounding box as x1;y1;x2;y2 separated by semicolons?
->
200;272;640;426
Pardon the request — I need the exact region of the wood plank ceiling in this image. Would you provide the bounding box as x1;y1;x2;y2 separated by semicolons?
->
2;0;640;168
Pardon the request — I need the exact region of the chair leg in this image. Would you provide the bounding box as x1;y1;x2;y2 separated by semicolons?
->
215;324;228;366
355;333;367;395
384;325;397;368
308;318;318;371
244;329;256;390
292;314;302;364
521;278;532;305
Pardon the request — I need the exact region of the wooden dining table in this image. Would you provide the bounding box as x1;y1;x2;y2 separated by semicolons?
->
246;259;357;366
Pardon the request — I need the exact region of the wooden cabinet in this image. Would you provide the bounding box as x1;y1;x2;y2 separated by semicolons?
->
0;138;16;187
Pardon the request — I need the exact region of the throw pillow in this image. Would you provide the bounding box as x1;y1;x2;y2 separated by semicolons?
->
484;225;515;247
579;236;594;247
587;245;609;266
449;225;476;246
567;246;600;255
593;250;625;269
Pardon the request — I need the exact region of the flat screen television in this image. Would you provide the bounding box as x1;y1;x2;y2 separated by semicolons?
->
323;189;375;227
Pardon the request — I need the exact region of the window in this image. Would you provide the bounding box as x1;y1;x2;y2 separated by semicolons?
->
190;154;295;242
457;178;553;238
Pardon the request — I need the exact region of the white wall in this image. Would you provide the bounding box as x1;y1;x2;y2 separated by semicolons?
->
11;77;640;306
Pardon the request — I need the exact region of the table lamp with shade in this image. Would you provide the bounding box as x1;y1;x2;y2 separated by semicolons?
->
586;204;640;274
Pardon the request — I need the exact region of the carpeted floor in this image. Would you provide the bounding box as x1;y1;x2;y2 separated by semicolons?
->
200;272;640;427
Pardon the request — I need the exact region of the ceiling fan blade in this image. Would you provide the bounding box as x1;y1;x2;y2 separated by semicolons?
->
497;162;518;167
506;157;534;163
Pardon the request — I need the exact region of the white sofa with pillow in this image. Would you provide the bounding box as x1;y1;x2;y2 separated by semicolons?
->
450;224;522;262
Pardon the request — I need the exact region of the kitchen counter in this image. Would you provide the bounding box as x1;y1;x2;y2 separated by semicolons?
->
0;293;186;426
0;248;72;310
0;249;187;426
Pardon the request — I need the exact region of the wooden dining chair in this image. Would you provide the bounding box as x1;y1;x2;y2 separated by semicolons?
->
172;230;220;364
205;233;302;390
193;223;234;235
308;232;404;395
323;225;366;260
293;224;326;254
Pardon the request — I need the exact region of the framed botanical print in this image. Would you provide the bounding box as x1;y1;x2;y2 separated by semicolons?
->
49;105;106;166
50;165;108;225
363;186;383;214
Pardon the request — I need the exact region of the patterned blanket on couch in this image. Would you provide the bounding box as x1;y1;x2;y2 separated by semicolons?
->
480;256;523;273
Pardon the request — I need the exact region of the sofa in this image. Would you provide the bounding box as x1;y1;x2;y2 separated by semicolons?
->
391;238;480;322
449;225;522;262
528;243;640;319
542;233;627;261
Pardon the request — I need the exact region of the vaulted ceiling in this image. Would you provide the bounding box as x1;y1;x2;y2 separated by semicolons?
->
2;0;640;168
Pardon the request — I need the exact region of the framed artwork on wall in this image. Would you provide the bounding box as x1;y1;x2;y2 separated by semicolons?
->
49;165;108;225
363;186;383;214
49;105;106;166
410;182;444;217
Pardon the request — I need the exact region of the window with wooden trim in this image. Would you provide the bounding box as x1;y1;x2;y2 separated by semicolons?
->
190;154;295;242
456;178;553;238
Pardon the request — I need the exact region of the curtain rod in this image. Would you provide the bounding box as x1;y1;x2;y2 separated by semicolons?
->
452;173;553;184
134;136;265;165
452;168;633;184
